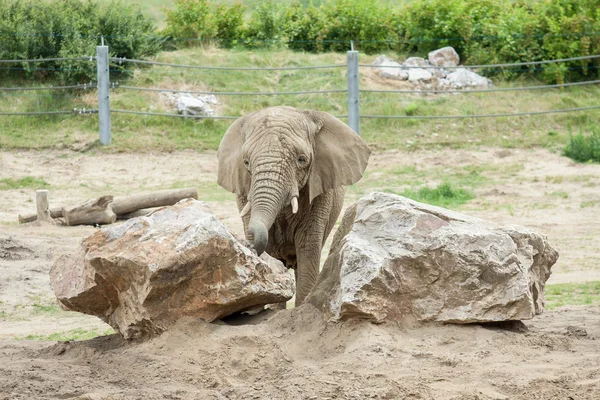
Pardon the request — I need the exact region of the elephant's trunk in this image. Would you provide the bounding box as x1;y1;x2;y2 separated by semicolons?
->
247;170;289;255
248;219;269;256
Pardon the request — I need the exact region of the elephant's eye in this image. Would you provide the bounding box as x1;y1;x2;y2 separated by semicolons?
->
243;159;250;169
297;155;308;165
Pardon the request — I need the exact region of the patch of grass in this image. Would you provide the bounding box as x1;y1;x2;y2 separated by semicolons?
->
398;182;475;208
545;281;600;310
564;131;600;163
546;175;564;184
581;200;599;208
16;328;116;341
0;176;49;190
549;191;569;199
32;303;62;314
27;295;64;315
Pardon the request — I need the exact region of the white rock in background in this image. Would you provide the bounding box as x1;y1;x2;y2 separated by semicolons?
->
307;192;558;324
408;68;433;82
433;68;448;79
177;95;215;116
446;68;493;89
373;55;408;80
201;94;218;105
404;57;429;67
50;199;295;340
428;46;460;68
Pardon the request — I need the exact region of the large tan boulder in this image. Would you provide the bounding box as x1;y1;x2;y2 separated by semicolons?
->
307;192;558;324
50;199;294;339
428;46;460;67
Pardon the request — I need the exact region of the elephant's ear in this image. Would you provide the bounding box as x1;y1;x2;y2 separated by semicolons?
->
217;115;251;195
306;111;371;203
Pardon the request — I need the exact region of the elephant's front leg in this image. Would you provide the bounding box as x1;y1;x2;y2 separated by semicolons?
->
294;192;339;306
294;231;324;306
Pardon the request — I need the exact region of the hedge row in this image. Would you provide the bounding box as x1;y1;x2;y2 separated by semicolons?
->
2;0;599;84
0;0;162;82
164;0;600;83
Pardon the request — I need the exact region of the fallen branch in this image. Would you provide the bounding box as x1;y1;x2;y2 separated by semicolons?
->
19;207;63;224
18;187;199;226
63;195;116;226
111;188;198;215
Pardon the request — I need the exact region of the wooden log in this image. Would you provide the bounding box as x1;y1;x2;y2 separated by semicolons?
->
20;187;198;226
62;195;117;226
116;207;159;220
19;207;63;224
111;187;198;215
36;190;52;223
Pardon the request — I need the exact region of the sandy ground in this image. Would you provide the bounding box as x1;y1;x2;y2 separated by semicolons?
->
1;305;599;400
1;148;599;399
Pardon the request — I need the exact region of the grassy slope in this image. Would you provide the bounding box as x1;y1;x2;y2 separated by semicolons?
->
1;47;599;152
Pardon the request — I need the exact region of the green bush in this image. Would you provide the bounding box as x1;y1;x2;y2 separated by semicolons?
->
0;0;162;83
163;0;216;42
243;0;289;49
214;3;246;48
564;131;600;163
400;0;500;56
282;2;326;52
314;0;402;54
163;0;246;47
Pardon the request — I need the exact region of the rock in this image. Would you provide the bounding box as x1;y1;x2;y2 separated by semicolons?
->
50;199;295;340
307;192;558;324
201;94;218;105
428;47;460;68
177;95;215;116
433;68;448;79
404;57;429;67
408;68;433;82
446;68;493;89
372;55;408;80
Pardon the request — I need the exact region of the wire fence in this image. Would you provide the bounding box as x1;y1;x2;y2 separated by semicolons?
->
1;48;600;145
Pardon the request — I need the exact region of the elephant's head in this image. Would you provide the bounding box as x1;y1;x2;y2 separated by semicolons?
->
217;106;371;255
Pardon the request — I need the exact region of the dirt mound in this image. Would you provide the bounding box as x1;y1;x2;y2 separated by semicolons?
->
1;305;599;400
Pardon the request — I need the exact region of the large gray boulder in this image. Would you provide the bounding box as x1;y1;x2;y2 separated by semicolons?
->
428;46;460;68
307;192;558;324
50;199;294;339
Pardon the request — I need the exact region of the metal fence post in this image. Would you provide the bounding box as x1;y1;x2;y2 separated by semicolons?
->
347;49;360;135
97;40;111;145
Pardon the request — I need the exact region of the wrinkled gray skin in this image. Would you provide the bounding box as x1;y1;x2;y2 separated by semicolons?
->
217;106;371;306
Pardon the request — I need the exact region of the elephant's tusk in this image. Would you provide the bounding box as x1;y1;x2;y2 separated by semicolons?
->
240;201;252;217
291;197;298;214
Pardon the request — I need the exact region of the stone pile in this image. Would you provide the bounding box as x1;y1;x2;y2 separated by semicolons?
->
373;46;493;90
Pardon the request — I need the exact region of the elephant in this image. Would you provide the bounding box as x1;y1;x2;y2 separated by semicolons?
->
217;106;371;306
